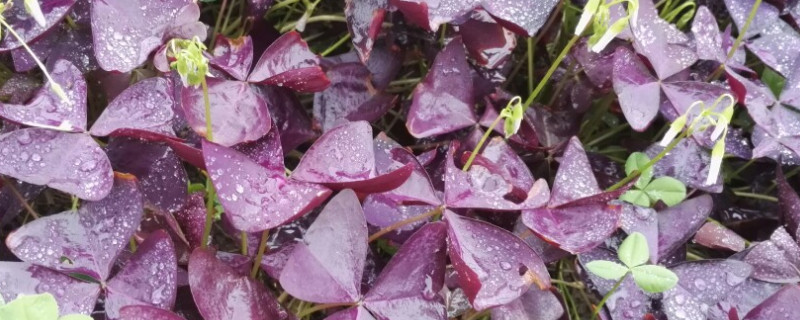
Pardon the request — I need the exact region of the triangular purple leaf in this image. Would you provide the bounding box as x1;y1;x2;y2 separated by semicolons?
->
92;0;206;72
457;10;517;69
291;121;413;193
90;77;177;139
694;222;747;252
405;37;476;138
445;210;551;311
253;85;316;153
657;194;713;259
0;262;100;315
313;62;396;132
344;0;387;61
0;0;77;51
0;128;113;200
612;47;660;131
630;0;697;79
6;175;143;280
0;60;87;132
188;248;287;320
661;260;752;320
743;284;800;319
248;31;330;92
209;35;254;81
180;78;271;147
743;227;800;283
280;189;367;304
490;287;566;320
202;139;331;232
105;230;177;319
363;222;447;319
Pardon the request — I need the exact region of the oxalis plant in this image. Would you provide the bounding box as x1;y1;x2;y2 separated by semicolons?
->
585;232;678;318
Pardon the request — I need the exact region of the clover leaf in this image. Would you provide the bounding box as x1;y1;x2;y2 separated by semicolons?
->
620;153;687;207
0;293;92;320
585;232;678;294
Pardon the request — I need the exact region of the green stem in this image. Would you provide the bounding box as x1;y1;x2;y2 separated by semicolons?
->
0;176;38;219
240;231;248;255
368;206;444;243
592;274;627;320
551;279;585;289
523;33;581;110
707;0;762;81
320;33;351;57
201;178;216;248
733;191;778;202
210;0;229;49
730;158;756;178
606;130;690;191
279;14;346;33
250;230;270;278
129;238;137;253
0;19;65;102
201;78;213;141
527;37;534;93
586;123;630;147
462;115;503;171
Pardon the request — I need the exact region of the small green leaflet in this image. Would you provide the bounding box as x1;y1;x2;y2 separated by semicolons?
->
619;152;686;207
499;96;523;138
617;231;649;268
624;152;652;189
584;232;678;293
643;177;686;206
585;260;628;280
630;265;679;293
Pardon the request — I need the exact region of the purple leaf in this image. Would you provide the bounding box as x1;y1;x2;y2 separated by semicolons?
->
457;10;517;69
90;77;178;139
612;47;660;131
657;195;713;259
5;175;142;280
180;78;271;147
661;260;752;320
694;222;747;252
107;138;188;214
0;128;113;200
253;85;316;153
373;133;440;205
202;139;331;232
280;189;367;304
173;192;206;251
344;0;387;61
389;0;557;37
646;139;723;193
490;288;565;320
522;137;624;253
691;6;748;71
619;203;659;263
630;0;697;79
291;121;413;193
363;222;448;319
323;41;404;91
747;21;800;77
0;262;100;315
778;166;800;240
209;36;254;81
248;31;330;92
445;210;551;311
233;123;285;174
406;37;476;138
0;60;86;132
189;248;287;320
723;0;780;38
444;139;550;211
105;230;177;319
513;219;569;264
743;285;800;319
713;278;784;318
92;0;206;72
119;305;186;320
0;0;77;51
326;306;376;320
313;63;396;132
743;227;800;283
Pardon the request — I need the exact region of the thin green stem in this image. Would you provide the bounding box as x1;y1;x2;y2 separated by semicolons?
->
586;123;631;147
551;279;585;289
250;230;270;278
320;33;351;57
730;158;756;178
592;274;627;319
201;78;213;141
527;37;534;93
707;0;762;81
0;176;38;219
733;191;778;202
240;231;248;256
0;19;65;102
210;0;229;49
129;238;137;253
462;116;503;171
201;178;216;249
279;14;346;33
296;302;355;318
368;206;444;243
523;33;581;110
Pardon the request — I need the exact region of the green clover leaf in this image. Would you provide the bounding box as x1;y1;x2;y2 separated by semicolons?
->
643;177;686;206
630;265;679;293
585;260;629;281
